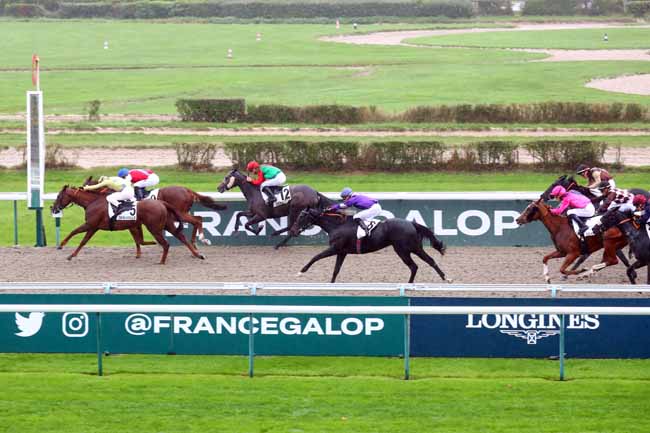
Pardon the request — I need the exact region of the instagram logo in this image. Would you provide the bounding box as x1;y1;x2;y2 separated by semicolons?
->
62;313;89;337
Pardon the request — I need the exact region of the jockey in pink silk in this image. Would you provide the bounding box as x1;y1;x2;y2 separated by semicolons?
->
549;185;595;237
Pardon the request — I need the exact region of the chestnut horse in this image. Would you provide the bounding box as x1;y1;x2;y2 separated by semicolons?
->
83;177;227;246
516;199;631;283
51;185;204;264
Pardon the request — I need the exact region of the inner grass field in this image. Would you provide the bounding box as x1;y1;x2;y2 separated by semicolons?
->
2;21;650;114
1;354;649;432
3;167;650;246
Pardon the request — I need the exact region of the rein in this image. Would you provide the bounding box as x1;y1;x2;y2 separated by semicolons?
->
619;217;640;230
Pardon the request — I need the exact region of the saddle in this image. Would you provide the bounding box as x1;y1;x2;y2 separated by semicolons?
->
571;215;601;238
356;219;381;239
263;185;291;208
108;199;137;221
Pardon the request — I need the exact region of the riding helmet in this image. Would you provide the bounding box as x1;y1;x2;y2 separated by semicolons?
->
633;194;647;206
575;164;590;175
340;187;353;198
550;185;566;198
597;181;611;191
117;168;129;178
246;161;260;171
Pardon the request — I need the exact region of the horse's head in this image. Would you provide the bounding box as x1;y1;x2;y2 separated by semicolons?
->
296;208;322;232
516;199;548;225
217;169;245;193
540;175;568;201
51;185;75;214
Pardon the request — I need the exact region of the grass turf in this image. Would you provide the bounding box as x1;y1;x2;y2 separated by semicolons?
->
0;354;649;433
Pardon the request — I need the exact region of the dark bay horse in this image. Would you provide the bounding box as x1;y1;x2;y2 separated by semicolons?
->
84;177;227;246
541;174;650;204
51;185;204;263
217;169;333;249
294;208;450;283
601;210;650;284
516;199;630;283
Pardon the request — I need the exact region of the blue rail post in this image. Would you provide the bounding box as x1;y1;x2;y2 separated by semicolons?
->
13;200;18;246
55;214;61;248
248;313;254;378
96;312;103;377
560;314;564;381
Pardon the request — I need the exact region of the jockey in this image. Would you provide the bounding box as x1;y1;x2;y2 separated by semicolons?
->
576;164;615;196
329;187;382;236
82;174;134;224
549;185;594;236
633;194;650;225
596;181;635;214
118;168;159;200
246;161;286;205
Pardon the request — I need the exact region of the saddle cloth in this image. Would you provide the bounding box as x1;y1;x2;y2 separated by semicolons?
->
141;188;160;200
571;215;601;237
356;219;381;239
108;200;137;221
263;185;291;208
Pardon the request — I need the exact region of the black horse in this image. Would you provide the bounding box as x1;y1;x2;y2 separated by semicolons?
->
217;169;333;249
601;210;650;284
294;208;451;283
541;174;649;204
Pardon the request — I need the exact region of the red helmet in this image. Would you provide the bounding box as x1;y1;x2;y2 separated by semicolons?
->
246;161;260;171
633;194;647;206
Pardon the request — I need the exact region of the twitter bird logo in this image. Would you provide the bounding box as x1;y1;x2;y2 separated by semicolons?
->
15;312;45;337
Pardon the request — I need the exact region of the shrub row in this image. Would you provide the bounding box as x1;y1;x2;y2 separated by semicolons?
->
213;139;607;171
523;0;623;15
3;1;473;18
627;1;650;16
177;100;649;124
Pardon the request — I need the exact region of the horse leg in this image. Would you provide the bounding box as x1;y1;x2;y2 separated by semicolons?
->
393;246;418;283
244;215;265;235
569;253;590;272
165;218;205;260
129;227;144;258
627;260;645;284
297;246;338;276
59;223;92;249
413;249;452;283
274;234;293;250
542;250;565;283
181;212;210;247
234;210;254;233
145;228;170;264
578;247;620;280
66;228;98;260
558;252;581;278
330;253;348;283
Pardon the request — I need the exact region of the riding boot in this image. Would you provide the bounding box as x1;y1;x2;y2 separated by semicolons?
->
134;187;146;200
574;215;589;237
263;187;276;205
357;219;370;237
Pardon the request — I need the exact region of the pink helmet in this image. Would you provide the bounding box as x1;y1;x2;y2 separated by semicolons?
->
633;194;647;206
550;185;566;198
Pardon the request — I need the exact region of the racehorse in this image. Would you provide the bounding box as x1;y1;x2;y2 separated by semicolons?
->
541;174;650;204
516;199;631;283
83;177;227;247
51;185;205;264
600;210;650;284
294;208;450;283
217;169;334;249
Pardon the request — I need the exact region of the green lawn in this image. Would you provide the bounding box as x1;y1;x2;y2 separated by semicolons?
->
2;21;650;114
408;27;650;49
0;354;648;433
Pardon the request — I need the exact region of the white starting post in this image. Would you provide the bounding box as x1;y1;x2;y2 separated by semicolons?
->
27;54;46;247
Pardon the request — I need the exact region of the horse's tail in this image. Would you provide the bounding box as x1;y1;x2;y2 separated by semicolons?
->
413;222;446;255
162;201;185;236
317;192;335;209
192;190;227;211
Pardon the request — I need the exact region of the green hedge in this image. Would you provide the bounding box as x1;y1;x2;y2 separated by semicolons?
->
627;1;650;16
31;0;473;18
175;99;246;122
179;100;649;124
218;139;607;171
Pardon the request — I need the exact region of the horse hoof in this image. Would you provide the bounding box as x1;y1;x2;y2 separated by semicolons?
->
544;277;551;284
445;278;453;283
199;254;206;260
66;255;73;261
560;275;568;281
202;239;212;246
57;246;62;250
296;272;304;277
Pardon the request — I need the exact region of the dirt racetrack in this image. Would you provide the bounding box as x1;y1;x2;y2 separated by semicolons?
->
2;246;647;298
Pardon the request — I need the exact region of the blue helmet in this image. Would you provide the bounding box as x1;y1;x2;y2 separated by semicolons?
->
340;187;353;198
117;168;129;178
